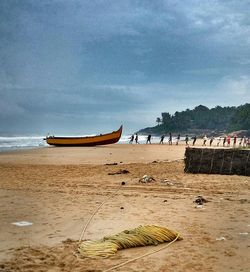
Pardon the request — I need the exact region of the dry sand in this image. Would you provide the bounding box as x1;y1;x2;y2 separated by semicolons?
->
0;143;249;272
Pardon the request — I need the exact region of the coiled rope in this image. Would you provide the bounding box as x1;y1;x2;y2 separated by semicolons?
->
78;225;181;258
103;233;180;272
78;225;182;271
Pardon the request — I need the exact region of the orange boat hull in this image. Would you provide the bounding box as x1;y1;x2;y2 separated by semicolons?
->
45;126;122;146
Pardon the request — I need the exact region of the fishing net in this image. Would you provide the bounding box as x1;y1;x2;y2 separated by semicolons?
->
78;225;182;258
184;147;250;176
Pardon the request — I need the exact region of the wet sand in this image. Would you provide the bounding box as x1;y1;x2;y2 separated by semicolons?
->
0;143;249;271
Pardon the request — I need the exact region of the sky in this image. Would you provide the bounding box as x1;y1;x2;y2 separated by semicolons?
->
0;0;250;135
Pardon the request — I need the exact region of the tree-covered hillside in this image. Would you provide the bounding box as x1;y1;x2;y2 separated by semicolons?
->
138;103;250;136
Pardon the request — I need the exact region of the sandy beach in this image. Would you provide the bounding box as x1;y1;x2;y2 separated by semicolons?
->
0;143;249;272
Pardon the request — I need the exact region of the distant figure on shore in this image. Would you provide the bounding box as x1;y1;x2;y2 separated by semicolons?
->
176;134;180;145
202;135;208;146
135;133;139;144
159;135;165;144
217;137;221;146
129;134;134;144
168;132;172;145
233;135;237;147
223;136;227;147
192;136;197;146
243;136;247;147
227;135;231;146
239;137;243;147
185;135;189;146
209;136;214;146
146;134;152;144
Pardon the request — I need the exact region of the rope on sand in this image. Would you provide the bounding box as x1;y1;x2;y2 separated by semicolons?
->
79;182;125;242
77;184;182;270
103;233;180;272
78;225;182;259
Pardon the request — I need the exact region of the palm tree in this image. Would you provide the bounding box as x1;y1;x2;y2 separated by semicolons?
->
156;117;161;126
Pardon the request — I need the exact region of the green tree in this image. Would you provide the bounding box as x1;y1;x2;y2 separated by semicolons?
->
156;117;161;126
229;103;250;130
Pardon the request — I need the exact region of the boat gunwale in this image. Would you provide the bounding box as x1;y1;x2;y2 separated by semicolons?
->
46;125;122;140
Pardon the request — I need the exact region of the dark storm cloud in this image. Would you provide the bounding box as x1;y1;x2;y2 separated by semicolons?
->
0;0;249;134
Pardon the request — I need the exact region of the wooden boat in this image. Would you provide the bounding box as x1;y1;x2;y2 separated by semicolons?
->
45;126;122;146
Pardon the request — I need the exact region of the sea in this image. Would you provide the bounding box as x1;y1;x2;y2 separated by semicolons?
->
0;134;172;152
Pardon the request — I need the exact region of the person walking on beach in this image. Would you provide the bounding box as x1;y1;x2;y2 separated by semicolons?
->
185;135;189;146
159;135;165;144
223;136;227;147
233;135;237;147
217;137;221;146
243;136;247;147
129;134;134;144
239;137;243;147
227;135;231;146
202;135;208;146
176;134;180;145
135;133;139;144
192;136;197;146
146;134;152;144
209;136;214;146
168;132;172;145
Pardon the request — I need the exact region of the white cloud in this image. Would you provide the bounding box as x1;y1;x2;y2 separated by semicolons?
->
217;75;250;95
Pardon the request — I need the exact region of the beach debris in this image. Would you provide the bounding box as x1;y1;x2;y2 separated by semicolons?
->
161;179;184;187
239;232;248;235
121;181;126;185
194;195;209;205
163;200;168;203
239;198;249;204
139;175;155;183
225;198;250;204
152;160;159;163
224;249;236;257
161;180;174;186
216;236;226;241
62;238;75;244
120;207;124;209
195;205;205;209
108;169;130;175
105;162;118;166
12;221;33;227
78;225;182;258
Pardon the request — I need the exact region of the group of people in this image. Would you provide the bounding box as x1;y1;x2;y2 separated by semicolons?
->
129;133;180;145
202;135;250;147
129;133;154;144
129;133;250;147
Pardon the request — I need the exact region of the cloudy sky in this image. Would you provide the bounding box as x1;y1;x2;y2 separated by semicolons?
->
0;0;250;135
